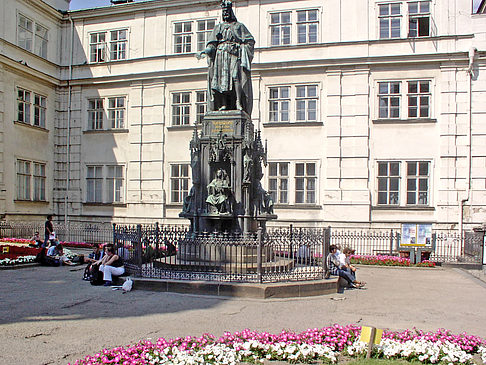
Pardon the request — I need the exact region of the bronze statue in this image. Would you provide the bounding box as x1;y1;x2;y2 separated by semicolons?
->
206;168;232;213
197;0;255;115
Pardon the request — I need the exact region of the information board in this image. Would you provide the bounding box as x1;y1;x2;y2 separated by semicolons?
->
401;223;432;247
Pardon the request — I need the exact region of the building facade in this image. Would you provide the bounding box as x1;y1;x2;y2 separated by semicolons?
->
0;0;485;232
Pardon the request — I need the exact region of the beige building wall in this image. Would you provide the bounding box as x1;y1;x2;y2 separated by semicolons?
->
0;0;485;231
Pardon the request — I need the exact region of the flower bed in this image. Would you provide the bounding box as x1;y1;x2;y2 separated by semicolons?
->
0;238;96;249
350;255;436;267
0;255;37;266
71;326;486;365
0;244;41;260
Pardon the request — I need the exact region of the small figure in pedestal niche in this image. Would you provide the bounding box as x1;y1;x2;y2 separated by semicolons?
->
243;150;253;184
206;168;232;214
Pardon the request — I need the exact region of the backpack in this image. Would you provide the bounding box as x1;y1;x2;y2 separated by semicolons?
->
90;265;104;286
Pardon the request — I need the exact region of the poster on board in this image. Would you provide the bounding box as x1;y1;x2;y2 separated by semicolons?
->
401;223;432;246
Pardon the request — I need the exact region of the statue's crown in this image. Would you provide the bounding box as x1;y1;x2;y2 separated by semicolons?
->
221;0;232;8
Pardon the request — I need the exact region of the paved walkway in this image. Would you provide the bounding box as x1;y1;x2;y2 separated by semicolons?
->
1;265;486;365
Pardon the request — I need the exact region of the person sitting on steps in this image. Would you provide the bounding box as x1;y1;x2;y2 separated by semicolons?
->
94;244;124;287
326;244;365;289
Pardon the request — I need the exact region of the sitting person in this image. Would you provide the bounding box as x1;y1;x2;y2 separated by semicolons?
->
326;244;364;289
46;244;75;266
83;243;104;281
94;244;124;286
29;231;44;247
339;247;364;285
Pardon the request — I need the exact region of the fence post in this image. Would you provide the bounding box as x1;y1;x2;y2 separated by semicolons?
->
257;227;263;284
155;222;160;252
112;223;117;246
289;224;293;259
323;226;331;276
136;224;143;269
389;229;394;255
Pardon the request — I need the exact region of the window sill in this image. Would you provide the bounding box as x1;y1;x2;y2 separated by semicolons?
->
83;129;129;134
373;118;437;124
167;125;197;131
14;121;48;132
14;199;49;204
274;204;322;210
372;206;435;211
83;202;127;207
263;121;323;128
165;203;183;208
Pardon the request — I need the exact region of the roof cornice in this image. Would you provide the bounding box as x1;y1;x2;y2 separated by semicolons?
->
20;0;64;20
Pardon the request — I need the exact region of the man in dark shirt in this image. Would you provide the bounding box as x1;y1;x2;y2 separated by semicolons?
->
44;215;54;248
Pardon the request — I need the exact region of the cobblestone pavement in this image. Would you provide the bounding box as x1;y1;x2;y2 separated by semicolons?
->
1;264;486;365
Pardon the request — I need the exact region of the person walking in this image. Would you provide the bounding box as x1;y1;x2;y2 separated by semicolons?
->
44;215;54;248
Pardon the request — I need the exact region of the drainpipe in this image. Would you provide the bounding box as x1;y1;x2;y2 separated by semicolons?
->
64;15;74;229
460;47;476;241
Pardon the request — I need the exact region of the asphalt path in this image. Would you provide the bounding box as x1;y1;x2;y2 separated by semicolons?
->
1;265;486;364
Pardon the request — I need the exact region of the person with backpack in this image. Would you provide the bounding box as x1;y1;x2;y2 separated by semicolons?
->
93;244;124;286
83;243;104;281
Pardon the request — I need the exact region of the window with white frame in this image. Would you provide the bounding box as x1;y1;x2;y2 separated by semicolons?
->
270;9;319;46
408;1;430;37
16;87;47;128
34;94;46;128
197;19;216;51
406;161;429;205
17;88;31;124
295;162;316;204
196;91;207;124
377;80;432;120
269;87;290;122
297;9;318;44
377;160;431;206
90;32;106;63
17;14;49;58
268;162;289;204
88;98;104;130
174;21;193;54
172;92;191;126
270;12;291;46
16;159;46;201
110;29;127;61
378;3;401;39
86;165;124;203
108;97;125;129
267;85;319;123
106;165;124;203
377;161;400;205
87;166;103;203
170;164;190;203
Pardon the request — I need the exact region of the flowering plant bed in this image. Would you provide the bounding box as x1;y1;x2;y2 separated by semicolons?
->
71;326;486;365
350;255;436;268
0;255;37;266
0;243;41;260
0;238;96;248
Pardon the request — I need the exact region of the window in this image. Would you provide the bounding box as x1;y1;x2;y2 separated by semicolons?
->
379;3;401;39
407;81;430;118
377;80;432;120
270;12;291;46
106;165;124;203
16;160;46;201
86;165;125;204
18;14;33;52
90;32;106;63
174;22;192;54
170;164;190;203
269;87;290;122
197;19;216;51
110;29;127;61
296;85;317;121
16;160;31;200
172;92;191;126
108;97;125;129
408;1;430;37
297;9;318;44
268;162;289;204
17;88;31;124
33;162;46;201
35;24;48;58
87;166;103;203
378;82;401;119
88;98;104;130
406;161;429;205
196;91;207;123
34;94;46;128
295;162;316;204
377;160;431;206
377;161;400;205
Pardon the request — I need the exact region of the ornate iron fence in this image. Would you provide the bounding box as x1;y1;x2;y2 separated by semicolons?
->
113;223;329;283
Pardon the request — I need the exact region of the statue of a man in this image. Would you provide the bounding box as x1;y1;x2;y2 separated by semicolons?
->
197;0;255;115
206;169;232;213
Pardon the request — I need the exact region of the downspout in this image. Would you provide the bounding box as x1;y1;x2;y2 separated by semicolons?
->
460;47;476;241
65;15;74;228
